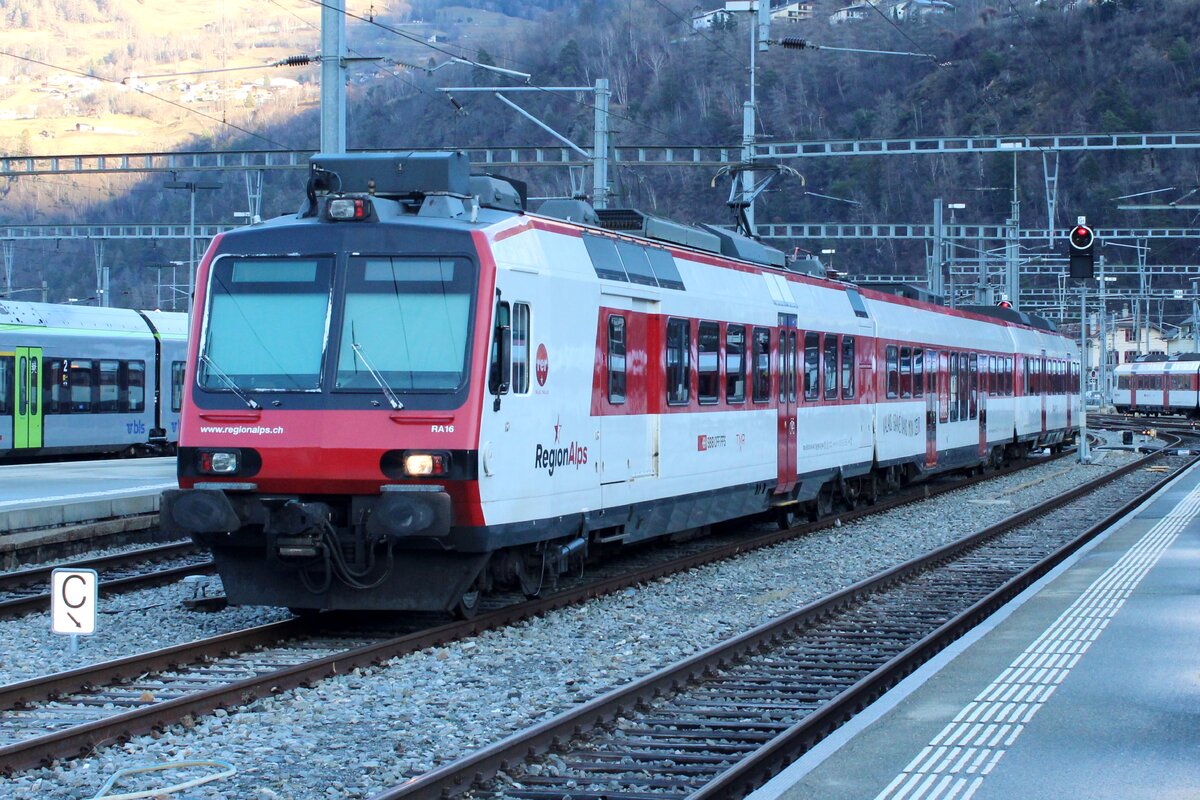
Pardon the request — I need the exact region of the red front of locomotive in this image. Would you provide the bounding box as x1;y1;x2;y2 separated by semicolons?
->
161;175;503;613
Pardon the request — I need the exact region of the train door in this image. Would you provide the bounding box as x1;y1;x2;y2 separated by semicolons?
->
13;346;42;450
775;314;798;496
1039;351;1047;436
925;348;937;468
978;354;988;458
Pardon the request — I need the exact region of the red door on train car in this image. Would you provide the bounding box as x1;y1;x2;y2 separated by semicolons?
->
775;315;798;495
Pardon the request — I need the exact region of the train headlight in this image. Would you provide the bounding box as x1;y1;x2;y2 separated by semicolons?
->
403;452;450;476
198;450;241;475
327;197;372;221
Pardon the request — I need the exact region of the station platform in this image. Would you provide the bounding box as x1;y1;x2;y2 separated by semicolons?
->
750;459;1200;800
0;457;176;546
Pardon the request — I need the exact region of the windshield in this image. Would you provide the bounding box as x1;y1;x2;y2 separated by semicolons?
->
200;257;332;391
336;256;473;392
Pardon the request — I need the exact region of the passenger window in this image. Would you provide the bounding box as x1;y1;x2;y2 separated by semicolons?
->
913;348;924;398
615;242;658;287
0;356;11;415
726;324;746;403
69;359;94;413
171;362;186;412
841;336;855;400
886;345;899;399
752;327;770;403
125;361;146;413
900;346;912;399
968;354;978;419
698;321;719;404
824;334;839;400
927;348;938;399
583;235;627;281
607;314;626;404
511;302;530;394
949;352;958;421
17;356;26;415
666;318;691;405
99;360;120;413
28;357;38;416
804;332;819;402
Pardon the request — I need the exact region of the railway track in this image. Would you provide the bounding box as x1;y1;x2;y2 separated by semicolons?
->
0;541;213;620
370;443;1196;800
0;448;1084;777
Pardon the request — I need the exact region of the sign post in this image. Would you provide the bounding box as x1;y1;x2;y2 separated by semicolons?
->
51;568;98;654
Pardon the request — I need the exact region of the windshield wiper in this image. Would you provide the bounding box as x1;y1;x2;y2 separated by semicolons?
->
351;343;403;410
200;354;261;410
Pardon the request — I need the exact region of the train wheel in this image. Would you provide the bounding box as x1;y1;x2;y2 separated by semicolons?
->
453;585;482;620
862;473;880;506
515;556;543;599
776;506;800;530
840;481;860;511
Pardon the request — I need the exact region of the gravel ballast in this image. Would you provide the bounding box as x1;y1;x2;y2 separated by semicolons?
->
3;444;1158;798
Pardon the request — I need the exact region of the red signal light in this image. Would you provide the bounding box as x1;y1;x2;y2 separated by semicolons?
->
1069;224;1094;250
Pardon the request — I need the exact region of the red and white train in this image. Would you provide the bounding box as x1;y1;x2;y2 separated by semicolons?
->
161;152;1080;614
1113;354;1200;416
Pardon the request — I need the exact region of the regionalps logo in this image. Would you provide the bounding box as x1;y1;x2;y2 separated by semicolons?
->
535;343;549;386
535;415;588;476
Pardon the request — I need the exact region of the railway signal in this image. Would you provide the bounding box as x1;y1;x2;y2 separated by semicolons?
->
1068;220;1096;279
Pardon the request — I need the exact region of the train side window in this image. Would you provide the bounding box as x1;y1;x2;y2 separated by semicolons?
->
977;354;987;400
98;360;120;413
823;334;839;400
582;235;627;282
804;332;819;402
1005;357;1013;396
511;302;530;395
28;357;38;416
698;321;719;404
0;356;11;415
913;348;924;398
949;352;958;421
69;360;94;413
607;314;626;404
726;324;746;403
125;361;146;413
790;331;799;403
646;248;685;290
841;336;855;400
17;356;26;416
615;242;658;287
988;355;997;396
752;327;770;403
171;362;186;412
926;348;937;397
666;317;691;405
886;345;899;399
899;346;912;399
488;302;511;395
968;354;978;419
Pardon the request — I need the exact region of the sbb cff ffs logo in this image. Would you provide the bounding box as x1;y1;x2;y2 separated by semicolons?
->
1068;222;1095;279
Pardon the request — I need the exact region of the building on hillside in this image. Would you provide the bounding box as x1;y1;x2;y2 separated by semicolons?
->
892;0;956;19
772;2;816;21
829;2;875;24
692;7;734;29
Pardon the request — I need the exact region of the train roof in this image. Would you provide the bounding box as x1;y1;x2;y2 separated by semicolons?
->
0;300;183;334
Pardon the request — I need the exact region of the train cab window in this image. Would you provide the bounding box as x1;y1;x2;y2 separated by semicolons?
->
607;314;626;404
0;356;11;415
899;347;912;399
726;324;746;403
171;362;186;412
752;327;770;403
98;360;120;413
841;336;855;399
698;321;720;405
804;332;819;402
583;235;627;282
885;345;899;399
510;302;531;395
666;317;691;405
337;256;474;394
204;257;333;393
125;362;146;413
823;335;839;400
913;349;924;398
